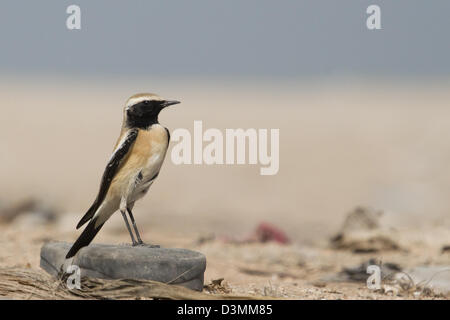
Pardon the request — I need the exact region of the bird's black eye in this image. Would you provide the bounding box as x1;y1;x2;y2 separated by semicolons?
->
143;100;149;105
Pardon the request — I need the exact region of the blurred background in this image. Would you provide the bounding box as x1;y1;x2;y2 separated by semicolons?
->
1;0;450;243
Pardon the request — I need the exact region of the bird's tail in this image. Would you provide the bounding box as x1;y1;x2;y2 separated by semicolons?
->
66;218;104;259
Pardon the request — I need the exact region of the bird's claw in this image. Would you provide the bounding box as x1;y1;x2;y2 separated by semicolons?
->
132;242;160;248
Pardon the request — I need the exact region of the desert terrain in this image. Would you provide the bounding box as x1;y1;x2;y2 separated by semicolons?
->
0;77;449;299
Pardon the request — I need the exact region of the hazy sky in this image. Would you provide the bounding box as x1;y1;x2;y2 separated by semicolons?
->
0;1;449;77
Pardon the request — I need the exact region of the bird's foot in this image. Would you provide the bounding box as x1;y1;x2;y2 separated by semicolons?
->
132;241;160;248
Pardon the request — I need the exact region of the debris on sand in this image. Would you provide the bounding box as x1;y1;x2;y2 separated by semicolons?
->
407;266;450;296
0;197;59;225
204;278;232;294
331;233;400;253
338;206;383;232
330;206;401;253
330;258;402;282
323;259;407;296
324;260;449;298
253;222;290;245
213;222;291;245
441;245;450;254
0;267;270;300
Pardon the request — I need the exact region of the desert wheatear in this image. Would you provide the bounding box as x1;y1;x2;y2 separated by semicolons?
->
66;93;180;258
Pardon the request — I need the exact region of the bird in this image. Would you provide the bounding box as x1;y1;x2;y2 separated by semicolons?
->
65;93;180;259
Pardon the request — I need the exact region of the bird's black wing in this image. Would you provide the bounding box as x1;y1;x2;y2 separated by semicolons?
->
76;128;138;229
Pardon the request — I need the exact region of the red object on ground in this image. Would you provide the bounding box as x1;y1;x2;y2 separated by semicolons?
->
217;222;291;245
254;222;290;244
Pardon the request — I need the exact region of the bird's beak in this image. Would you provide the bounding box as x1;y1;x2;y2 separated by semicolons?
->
162;100;180;108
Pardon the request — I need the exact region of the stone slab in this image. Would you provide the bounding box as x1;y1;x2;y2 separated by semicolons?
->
40;241;206;291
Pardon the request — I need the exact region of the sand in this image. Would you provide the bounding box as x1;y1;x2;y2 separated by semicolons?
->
0;76;449;299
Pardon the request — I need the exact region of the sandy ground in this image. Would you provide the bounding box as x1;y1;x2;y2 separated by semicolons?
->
0;77;449;299
0;215;449;299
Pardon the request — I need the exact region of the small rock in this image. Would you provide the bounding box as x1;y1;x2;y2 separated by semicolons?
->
40;241;206;291
330;206;402;253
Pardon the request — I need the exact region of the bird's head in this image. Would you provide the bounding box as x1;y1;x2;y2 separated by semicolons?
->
124;93;180;129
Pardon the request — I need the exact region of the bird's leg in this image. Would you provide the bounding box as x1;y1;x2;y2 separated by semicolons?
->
121;209;138;246
120;196;138;246
127;208;160;248
126;208;144;245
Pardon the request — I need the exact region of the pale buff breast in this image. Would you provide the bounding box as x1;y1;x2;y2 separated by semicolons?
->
138;124;169;181
108;125;169;200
